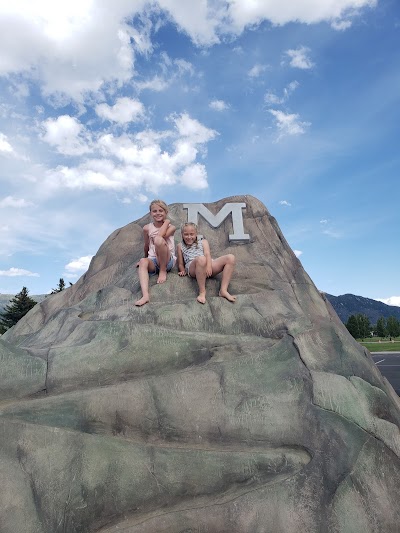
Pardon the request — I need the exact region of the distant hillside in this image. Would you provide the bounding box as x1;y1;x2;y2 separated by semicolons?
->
324;293;400;324
0;293;47;313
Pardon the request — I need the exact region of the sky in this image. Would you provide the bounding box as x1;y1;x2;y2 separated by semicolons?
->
0;0;399;305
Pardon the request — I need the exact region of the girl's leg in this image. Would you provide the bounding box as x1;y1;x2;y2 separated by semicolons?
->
135;258;156;306
189;256;207;304
154;235;169;284
211;254;236;302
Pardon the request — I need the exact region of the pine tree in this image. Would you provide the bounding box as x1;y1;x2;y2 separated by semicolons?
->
0;287;37;331
387;316;400;338
51;278;66;294
357;313;371;340
376;317;387;338
346;315;360;339
346;313;371;340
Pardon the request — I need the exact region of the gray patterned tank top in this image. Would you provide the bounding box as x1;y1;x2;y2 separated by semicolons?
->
180;238;204;272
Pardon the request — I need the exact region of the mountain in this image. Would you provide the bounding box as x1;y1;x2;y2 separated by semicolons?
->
324;293;400;324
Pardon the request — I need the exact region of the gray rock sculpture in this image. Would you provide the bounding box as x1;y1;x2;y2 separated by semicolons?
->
1;195;400;533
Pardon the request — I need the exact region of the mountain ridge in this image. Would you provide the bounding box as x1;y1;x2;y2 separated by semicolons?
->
324;292;400;323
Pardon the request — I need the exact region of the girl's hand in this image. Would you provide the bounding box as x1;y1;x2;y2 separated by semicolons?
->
178;270;187;277
206;266;213;277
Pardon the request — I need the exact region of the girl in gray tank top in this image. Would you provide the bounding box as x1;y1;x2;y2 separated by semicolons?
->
177;222;237;305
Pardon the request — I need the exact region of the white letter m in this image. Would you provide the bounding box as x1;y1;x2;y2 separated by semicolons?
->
183;202;250;242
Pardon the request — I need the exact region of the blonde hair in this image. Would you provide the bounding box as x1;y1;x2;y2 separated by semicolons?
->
181;222;197;232
149;199;168;214
181;222;199;247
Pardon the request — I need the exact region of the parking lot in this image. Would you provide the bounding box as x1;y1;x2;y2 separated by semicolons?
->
372;352;400;395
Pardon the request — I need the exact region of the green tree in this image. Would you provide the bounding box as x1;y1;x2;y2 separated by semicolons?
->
376;317;387;338
346;315;360;339
387;316;400;338
346;313;371;340
51;278;66;294
0;287;37;331
358;314;371;340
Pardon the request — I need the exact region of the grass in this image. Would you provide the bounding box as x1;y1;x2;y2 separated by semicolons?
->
359;337;400;352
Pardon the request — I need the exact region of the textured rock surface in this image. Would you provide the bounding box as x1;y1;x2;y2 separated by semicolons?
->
1;195;400;533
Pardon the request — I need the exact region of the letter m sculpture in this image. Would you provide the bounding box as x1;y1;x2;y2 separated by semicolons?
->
183;203;250;242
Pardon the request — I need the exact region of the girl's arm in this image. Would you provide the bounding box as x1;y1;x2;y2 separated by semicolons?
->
158;220;176;239
143;225;150;256
177;244;186;276
164;223;176;239
136;225;150;267
202;239;213;277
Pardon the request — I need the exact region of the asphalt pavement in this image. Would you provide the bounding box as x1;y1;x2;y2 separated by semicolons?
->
372;352;400;395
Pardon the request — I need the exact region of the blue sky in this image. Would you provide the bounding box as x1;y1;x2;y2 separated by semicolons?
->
0;0;399;306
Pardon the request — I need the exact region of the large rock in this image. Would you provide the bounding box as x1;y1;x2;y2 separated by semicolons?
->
1;195;400;533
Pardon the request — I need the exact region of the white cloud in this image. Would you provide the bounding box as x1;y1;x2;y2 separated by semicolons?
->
0;267;39;277
134;55;196;93
41;115;91;156
279;200;291;206
319;219;341;238
173;113;218;144
0;133;14;154
224;0;375;34
209;99;229;111
157;0;221;46
293;250;303;258
322;228;341;238
375;297;400;307
0;2;141;102
265;81;299;106
136;193;149;203
269;109;310;140
285;80;300;95
180;164;208;190
331;19;352;31
41;113;217;194
248;64;267;78
0;2;375;104
174;58;195;76
135;76;170;92
95;97;145;124
0;196;33;208
119;193;147;204
11;81;30;99
265;92;284;105
285;46;314;69
64;255;93;275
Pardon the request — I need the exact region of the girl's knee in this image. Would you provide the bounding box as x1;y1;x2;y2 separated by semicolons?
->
196;256;207;269
138;257;149;269
226;254;235;265
153;235;165;247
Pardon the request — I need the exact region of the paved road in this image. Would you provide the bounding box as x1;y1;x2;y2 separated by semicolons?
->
372;352;400;395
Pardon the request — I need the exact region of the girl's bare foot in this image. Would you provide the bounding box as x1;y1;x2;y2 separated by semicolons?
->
135;296;150;306
197;293;206;304
157;271;167;284
219;290;236;302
